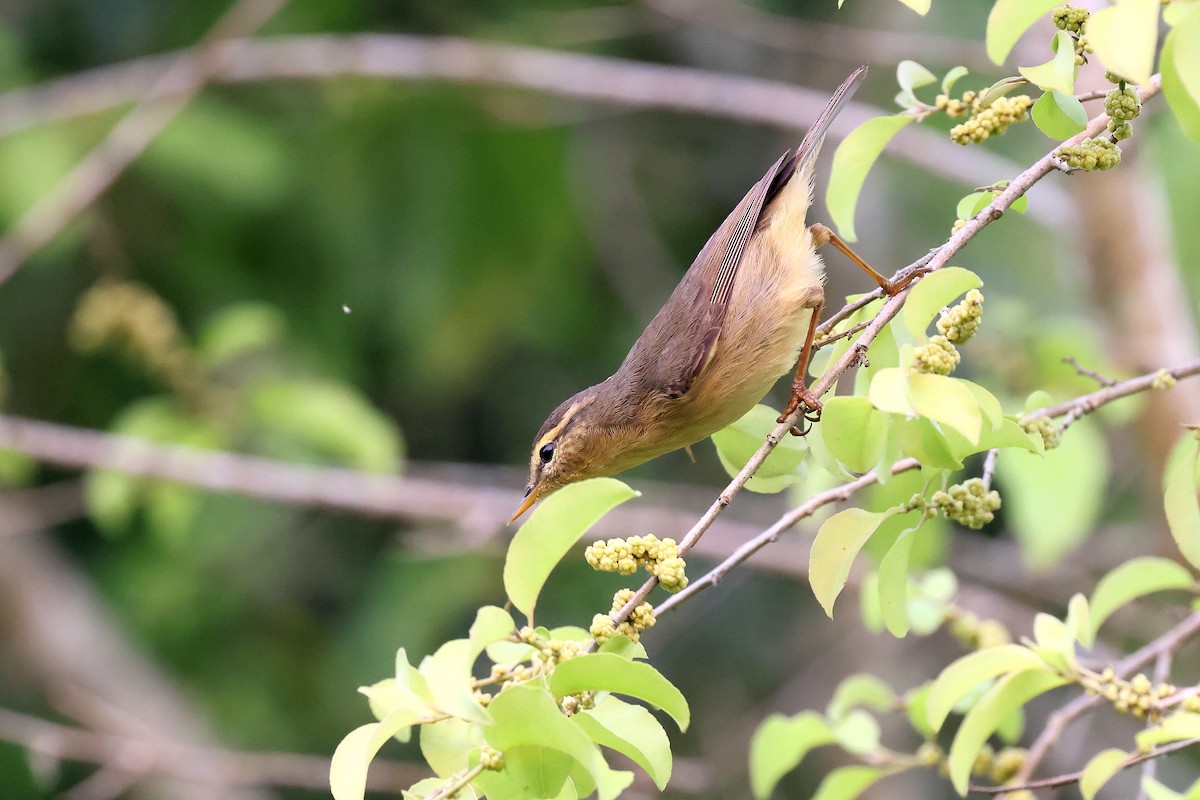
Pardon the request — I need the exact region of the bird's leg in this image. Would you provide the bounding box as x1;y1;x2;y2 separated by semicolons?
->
778;297;825;436
810;223;922;295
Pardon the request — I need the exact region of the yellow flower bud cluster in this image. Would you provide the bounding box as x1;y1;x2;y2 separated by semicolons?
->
1019;415;1061;451
932;478;1001;529
1057;137;1121;171
1105;87;1141;121
949;95;1032;146
947;606;1012;650
937;289;984;344
1152;369;1178;390
585;534;688;591
967;744;1028;784
559;690;596;715
912;335;961;376
590;588;656;645
69;280;202;397
1082;667;1177;721
1052;4;1089;32
480;744;503;770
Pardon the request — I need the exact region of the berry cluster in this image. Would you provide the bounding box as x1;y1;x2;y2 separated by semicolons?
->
1105;87;1141;121
590;588;656;645
937;289;984;344
1152;369;1178;391
916;741;1027;790
1056;137;1121;171
1019;415;1061;450
946;607;1012;650
69;280;201;397
477;627;586;702
1051;4;1088;32
585;534;688;591
912;335;961;376
949;95;1033;146
931;479;1001;529
1081;668;1179;721
480;744;503;770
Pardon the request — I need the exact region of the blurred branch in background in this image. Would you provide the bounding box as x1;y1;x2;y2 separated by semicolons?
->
0;34;1073;231
0;0;289;287
640;0;1004;71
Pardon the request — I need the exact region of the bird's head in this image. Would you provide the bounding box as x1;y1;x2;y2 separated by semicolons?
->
510;387;623;524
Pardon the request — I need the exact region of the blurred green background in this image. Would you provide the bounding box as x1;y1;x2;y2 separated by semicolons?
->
0;0;1197;798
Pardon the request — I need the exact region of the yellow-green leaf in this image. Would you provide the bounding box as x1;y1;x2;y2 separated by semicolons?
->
927;645;1049;732
811;765;884;800
1137;712;1200;749
548;653;690;731
810;507;903;616
749;712;836;799
574;697;672;790
1019;31;1078;95
504;478;639;619
331;709;421;800
878;526;921;637
1164;437;1200;570
1163;15;1200;142
1031;90;1088;139
827;114;913;242
1081;748;1130;800
1089;0;1161;86
986;0;1063;64
1088;557;1196;645
901;266;983;341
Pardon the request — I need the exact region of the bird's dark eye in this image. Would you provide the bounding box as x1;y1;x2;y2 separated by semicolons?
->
539;443;555;463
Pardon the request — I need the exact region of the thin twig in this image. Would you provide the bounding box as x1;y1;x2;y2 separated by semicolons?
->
0;707;425;793
970;738;1200;795
1135;651;1176;800
1032;358;1200;422
0;0;288;286
1063;356;1118;387
981;448;999;489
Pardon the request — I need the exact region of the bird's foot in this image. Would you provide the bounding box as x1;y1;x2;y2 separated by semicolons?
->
778;387;823;436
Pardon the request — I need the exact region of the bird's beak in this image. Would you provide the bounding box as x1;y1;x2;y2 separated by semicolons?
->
508;484;539;526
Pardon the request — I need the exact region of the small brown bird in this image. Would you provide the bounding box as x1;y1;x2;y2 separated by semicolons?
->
512;66;906;523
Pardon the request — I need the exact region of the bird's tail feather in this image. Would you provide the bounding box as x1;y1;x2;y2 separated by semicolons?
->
794;65;868;176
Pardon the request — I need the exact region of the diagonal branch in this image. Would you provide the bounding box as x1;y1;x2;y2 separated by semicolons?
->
0;0;289;287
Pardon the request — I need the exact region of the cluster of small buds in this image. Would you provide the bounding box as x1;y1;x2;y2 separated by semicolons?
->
935;92;972;118
69;280;202;396
950;95;1033;145
535;637;585;667
480;744;503;771
937;289;984;344
1019;415;1061;450
1051;4;1089;32
1073;34;1093;66
590;589;657;645
473;689;493;707
1109;121;1133;140
585;534;688;591
951;218;968;234
1105;87;1141;121
1152;369;1178;390
915;741;943;767
931;479;1001;529
1105;70;1130;85
1082;667;1177;720
912;335;961;376
1056;137;1122;171
559;691;596;715
946;606;1012;650
1182;694;1200;713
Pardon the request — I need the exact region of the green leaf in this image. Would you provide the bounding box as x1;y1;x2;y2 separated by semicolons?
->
893;416;962;469
574;697;671;790
833;709;881;755
996;416;1109;568
943;66;969;96
901;267;983;341
878;525;921;637
906;373;984;444
927;645;1050;732
1143;778;1187;800
827;674;896;720
1164;438;1200;570
1031;612;1076;671
827;114;913;242
986;0;1063;64
978;75;1032;107
896;60;937;108
1081;748;1130;800
1031;90;1088;139
548;653;689;731
906;683;935;738
810;507;903;616
1088;558;1196;645
1088;0;1161;86
1163;10;1200;142
821;397;892;473
749;712;836;799
948;670;1069;794
331;709;421;800
485;683;605;792
420;718;482;778
811;766;883;800
504;478;639;619
955;192;993;221
196;302;287;369
1019;31;1079;95
1137;712;1200;749
712;404;807;493
419;640;491;725
469;606;516;657
249;379;402;472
